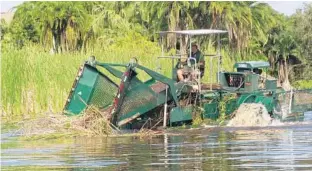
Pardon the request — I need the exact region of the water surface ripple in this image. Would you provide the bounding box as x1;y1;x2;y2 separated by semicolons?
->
1;112;312;171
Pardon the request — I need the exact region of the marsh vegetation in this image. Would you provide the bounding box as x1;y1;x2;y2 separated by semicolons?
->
1;2;312;122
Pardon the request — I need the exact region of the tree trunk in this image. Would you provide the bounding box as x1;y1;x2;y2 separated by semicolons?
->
268;53;275;71
278;58;292;91
52;34;57;54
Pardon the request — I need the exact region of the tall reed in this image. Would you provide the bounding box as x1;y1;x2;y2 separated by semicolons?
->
1;33;239;121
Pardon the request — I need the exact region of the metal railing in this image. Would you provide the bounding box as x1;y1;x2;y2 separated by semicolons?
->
157;53;222;91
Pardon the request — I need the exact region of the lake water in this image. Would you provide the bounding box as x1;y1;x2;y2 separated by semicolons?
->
1;111;312;171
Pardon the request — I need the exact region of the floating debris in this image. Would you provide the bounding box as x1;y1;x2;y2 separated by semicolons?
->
17;105;116;137
16;105;164;139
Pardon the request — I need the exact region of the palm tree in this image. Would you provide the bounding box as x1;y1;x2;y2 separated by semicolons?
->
207;2;253;56
207;2;279;58
136;2;198;51
264;24;298;90
12;1;91;53
275;32;298;90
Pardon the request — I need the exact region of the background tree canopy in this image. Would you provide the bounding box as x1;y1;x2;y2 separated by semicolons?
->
2;1;312;78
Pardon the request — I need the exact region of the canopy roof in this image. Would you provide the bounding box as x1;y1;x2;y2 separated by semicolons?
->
158;29;227;36
234;61;270;69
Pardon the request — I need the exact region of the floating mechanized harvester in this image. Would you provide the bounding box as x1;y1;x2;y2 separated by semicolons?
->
64;29;312;129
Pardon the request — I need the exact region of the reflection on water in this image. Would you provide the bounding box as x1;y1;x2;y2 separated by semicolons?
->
2;111;312;171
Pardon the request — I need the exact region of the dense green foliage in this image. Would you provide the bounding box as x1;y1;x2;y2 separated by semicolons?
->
1;1;312;118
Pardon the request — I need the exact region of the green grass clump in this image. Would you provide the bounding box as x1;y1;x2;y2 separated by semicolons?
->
293;80;312;89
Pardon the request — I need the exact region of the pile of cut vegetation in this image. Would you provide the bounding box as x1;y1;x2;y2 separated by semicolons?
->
17;106;117;137
227;103;274;127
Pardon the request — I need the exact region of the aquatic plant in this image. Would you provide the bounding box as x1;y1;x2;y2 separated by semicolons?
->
217;94;236;125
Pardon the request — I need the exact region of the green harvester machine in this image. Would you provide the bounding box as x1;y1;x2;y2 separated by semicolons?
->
63;29;312;129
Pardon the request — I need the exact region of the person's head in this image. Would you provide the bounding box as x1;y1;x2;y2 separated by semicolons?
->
191;43;198;53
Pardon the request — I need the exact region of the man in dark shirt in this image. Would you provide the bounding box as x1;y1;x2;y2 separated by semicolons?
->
177;43;204;81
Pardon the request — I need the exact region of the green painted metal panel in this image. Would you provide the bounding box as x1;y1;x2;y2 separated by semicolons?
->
172;68;178;81
64;64;118;115
144;78;156;86
170;106;193;124
97;64;124;78
102;62;180;127
245;74;259;92
218;72;228;87
136;65;179;105
237;94;257;106
225;99;237;115
202;102;219;119
234;61;270;69
88;73;118;110
218;72;246;91
117;88;168;126
65;66;99;115
116;76;170;126
265;79;277;90
203;98;237;120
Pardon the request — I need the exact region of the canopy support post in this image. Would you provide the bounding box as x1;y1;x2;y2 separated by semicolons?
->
163;85;168;128
217;33;221;83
